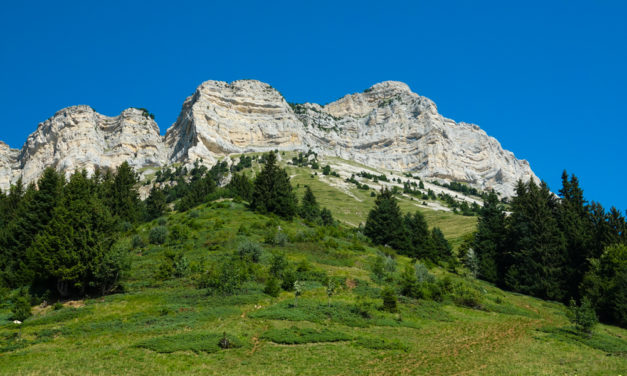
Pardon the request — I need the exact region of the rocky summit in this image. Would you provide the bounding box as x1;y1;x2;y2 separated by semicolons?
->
0;80;538;196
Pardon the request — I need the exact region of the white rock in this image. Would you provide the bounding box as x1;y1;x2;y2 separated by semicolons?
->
0;80;538;197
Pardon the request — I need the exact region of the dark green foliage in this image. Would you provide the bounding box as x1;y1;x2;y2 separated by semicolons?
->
250;151;298;219
402;211;431;259
504;180;567;301
263;277;281;297
227;173;253;202
149;226;168;245
176;173;217;212
581;243;627;327
569;297;598;334
364;188;406;250
155;250;189;280
472;192;507;283
27;172;120;297
320;208;334;226
237;240;262;263
299;186;320;222
381;287;398;312
10;289;32;321
539;326;627;356
136;332;242;354
430;227;452;260
145;186;167;221
199;258;248;295
0;169;63;287
269;251;288;278
106;162;141;223
557;171;594;300
261;327;351;344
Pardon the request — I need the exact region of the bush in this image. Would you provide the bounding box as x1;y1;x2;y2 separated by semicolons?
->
569;297;598;335
281;268;297;291
381;287;398;313
132;234;146;249
262;327;351;344
263;277;281;297
168;224;190;243
149;226;168;245
10;290;32;322
155;251;189;280
238;240;262;263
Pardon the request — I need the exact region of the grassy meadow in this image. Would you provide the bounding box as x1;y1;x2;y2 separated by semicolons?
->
0;154;625;375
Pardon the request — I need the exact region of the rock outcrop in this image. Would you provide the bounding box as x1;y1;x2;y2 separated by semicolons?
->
0;79;538;197
165;80;305;165
166;79;538;196
2;106;167;190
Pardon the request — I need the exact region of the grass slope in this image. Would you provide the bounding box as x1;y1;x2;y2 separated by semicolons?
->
0;166;625;375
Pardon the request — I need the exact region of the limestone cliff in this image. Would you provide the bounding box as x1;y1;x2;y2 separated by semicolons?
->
0;79;538;197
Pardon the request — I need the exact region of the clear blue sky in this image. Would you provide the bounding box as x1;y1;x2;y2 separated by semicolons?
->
1;1;626;210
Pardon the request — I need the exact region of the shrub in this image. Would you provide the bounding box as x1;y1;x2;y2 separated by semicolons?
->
168;224;190;243
132;234;146;249
136;332;242;354
199;258;247;295
155;251;189;280
569;297;598;335
269;252;288;278
381;287;399;313
263;277;281;297
10;290;32;322
237;240;262;263
281;268;297;291
352;297;375;318
262;327;351;344
149;226;168;245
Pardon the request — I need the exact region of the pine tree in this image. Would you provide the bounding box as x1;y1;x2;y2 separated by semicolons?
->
27;171;118;297
299;186;320;222
402;211;430;259
505;180;567;301
145;186;167;221
106;162;141;223
364;188;406;250
557;171;594;299
431;227;452;261
473;191;507;284
250;151;297;219
0;169;63;287
227;173;253;202
320;208;334;226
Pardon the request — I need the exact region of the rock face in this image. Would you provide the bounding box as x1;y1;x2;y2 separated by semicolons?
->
167;79;538;196
1;105;167;190
0;79;538;197
165;80;305;165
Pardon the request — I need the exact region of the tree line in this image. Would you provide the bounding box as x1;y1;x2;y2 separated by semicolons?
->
467;172;626;327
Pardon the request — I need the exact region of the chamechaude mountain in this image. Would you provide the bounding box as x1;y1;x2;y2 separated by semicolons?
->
0;79;537;196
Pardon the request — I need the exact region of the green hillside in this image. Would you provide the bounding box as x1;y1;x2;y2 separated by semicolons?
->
0;154;625;375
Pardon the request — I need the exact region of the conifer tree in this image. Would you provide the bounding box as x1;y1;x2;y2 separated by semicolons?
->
402;211;430;259
28;171;118;297
431;227;452;261
250;151;297;219
227;173;253;202
0;169;63;287
505;180;567;301
106;162;141;223
364;188;406;250
145;186;167;221
320;208;334;226
299;186;320;222
473;191;507;284
557;171;594;299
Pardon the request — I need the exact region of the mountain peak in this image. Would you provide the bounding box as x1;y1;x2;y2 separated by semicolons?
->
365;81;412;95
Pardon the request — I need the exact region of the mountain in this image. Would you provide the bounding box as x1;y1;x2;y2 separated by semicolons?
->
0;80;537;196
